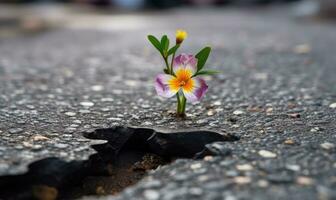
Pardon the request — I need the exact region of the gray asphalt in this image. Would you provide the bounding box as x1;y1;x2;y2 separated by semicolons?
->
0;5;335;200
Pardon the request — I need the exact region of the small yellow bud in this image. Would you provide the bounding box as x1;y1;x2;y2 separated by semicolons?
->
176;29;187;44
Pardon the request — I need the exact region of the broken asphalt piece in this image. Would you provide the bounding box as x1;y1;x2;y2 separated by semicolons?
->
0;126;239;200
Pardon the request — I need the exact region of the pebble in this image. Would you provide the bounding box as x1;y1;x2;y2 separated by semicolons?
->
32;134;49;141
329;103;336;108
310;127;320;132
233;110;244;115
287;113;300;118
286;164;301;171
320;142;335;150
190;163;202;170
142;121;153;126
258;150;277;158
207;110;215;116
197;119;209;124
65;112;76;117
257;180;269;188
297;176;314;186
73;120;82;124
236;164;253;171
266;107;273;113
233;176;251;185
101;98;113;102
213;101;221;106
91;85;104;91
8;128;23;134
143;190;160;200
80;101;94;107
55;143;69;149
284;139;295;145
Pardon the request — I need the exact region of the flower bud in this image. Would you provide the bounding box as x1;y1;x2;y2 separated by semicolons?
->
176;29;187;44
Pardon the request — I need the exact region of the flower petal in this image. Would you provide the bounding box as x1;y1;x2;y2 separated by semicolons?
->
155;74;179;98
173;54;197;75
182;77;208;102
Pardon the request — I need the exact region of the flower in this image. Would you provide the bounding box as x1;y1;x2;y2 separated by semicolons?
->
176;30;188;44
155;54;208;102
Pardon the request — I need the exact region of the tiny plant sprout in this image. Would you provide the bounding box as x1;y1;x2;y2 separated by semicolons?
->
148;30;219;117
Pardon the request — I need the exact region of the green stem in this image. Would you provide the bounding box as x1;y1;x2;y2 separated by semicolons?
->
163;57;169;73
170;52;176;74
162;51;186;117
176;93;181;114
180;94;187;116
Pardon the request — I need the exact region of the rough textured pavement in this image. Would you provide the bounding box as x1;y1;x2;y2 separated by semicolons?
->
0;5;336;200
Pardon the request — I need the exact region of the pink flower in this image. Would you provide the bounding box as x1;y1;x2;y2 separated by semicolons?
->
155;54;208;102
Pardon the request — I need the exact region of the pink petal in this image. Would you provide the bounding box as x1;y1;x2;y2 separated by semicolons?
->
173;54;197;74
155;74;178;98
183;77;208;102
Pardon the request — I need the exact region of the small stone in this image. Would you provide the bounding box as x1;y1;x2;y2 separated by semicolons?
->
258;150;277;158
91;85;104;91
23;141;33;147
258;180;269;188
233;176;251;185
32;134;49;141
286;164;301;171
54;143;68;149
287;113;300;118
297;176;314;186
203;156;214;161
310;127;320;132
143;189;160;200
284;139;295;145
236;164;253;171
80;101;94;107
8;128;23;134
142;121;153;126
101;98;114;102
265;107;273;113
190;163;202;170
196;119;208;124
207;110;215;116
329;103;336;108
65;112;76;117
320;142;335;150
73;120;82;124
79;109;90;114
107;117;122;121
213;101;221;106
233;110;244;115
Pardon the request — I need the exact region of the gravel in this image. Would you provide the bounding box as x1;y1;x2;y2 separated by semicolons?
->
0;5;336;200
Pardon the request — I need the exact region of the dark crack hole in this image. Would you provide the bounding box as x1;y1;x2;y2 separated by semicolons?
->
0;126;239;200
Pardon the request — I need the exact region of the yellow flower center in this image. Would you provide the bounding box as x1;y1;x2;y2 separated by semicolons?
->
179;80;186;86
168;68;194;93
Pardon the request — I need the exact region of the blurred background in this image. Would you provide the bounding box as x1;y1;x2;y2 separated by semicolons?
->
0;0;335;39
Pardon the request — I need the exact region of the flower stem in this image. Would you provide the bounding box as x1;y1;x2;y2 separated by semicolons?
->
163;52;186;117
176;93;187;117
170;52;176;74
163;57;169;74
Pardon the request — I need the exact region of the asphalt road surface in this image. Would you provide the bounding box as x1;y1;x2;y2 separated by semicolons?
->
0;4;335;200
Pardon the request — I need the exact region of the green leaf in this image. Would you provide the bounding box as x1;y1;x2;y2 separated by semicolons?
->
194;70;220;76
168;44;180;56
195;47;211;71
147;35;162;53
161;35;169;57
